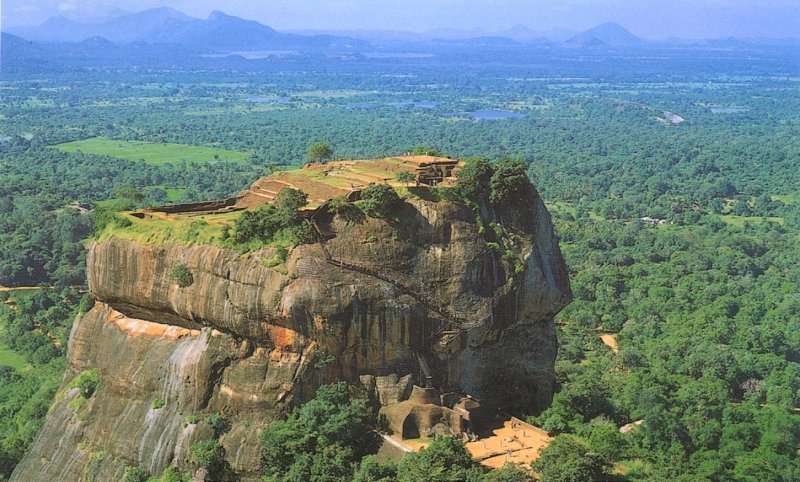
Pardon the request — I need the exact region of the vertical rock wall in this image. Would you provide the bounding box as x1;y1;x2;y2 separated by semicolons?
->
12;190;570;481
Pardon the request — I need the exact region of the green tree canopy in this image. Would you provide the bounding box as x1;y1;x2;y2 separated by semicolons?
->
532;435;609;482
410;145;441;156
359;184;402;218
456;157;494;202
261;382;381;481
233;188;313;247
489;158;529;206
396;171;416;187
308;142;334;163
396;437;477;482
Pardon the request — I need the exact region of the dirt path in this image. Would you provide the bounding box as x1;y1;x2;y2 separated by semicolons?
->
0;286;46;292
0;285;87;292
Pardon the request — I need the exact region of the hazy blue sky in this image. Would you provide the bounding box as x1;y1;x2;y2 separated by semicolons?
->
3;0;799;39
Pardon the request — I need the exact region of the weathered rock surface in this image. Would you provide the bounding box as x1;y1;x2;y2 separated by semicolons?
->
12;186;570;481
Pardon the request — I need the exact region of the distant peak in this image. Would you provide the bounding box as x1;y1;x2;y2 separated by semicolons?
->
569;21;643;46
79;36;114;46
133;7;193;19
207;10;232;21
585;22;634;35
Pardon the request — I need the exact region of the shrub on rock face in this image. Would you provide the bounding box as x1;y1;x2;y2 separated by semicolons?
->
360;184;402;218
122;466;149;482
190;439;225;472
170;263;193;288
158;466;189;482
73;369;100;398
204;413;231;438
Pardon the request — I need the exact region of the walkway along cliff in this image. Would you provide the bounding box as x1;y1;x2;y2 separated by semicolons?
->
11;159;571;481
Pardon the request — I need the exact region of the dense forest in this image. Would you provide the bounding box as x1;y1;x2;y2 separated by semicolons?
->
1;42;799;480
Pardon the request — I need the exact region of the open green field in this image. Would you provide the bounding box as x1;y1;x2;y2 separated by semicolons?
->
51;137;250;165
0;344;29;371
0;323;30;371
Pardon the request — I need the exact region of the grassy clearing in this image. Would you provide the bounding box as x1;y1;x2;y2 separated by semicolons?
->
0;323;30;371
546;201;604;221
164;187;186;203
97;210;242;247
51;137;249;166
22;97;56;108
0;345;29;371
771;194;796;204
546;201;577;217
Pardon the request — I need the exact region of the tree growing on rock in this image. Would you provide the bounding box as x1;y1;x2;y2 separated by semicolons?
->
456;157;494;202
410;145;441;156
170;263;193;288
276;187;308;223
489;158;529;206
308;142;333;163
233;188;313;246
396;171;416;187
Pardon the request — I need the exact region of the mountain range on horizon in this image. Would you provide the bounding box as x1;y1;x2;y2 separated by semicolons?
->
6;7;369;52
5;7;800;54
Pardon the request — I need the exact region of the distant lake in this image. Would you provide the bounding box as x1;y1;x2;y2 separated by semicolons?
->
710;107;748;114
389;101;438;108
470;110;526;120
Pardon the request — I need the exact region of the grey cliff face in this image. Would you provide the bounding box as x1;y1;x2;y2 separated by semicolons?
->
12;189;570;481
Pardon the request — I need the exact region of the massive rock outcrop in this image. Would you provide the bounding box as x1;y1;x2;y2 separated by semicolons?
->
11;185;570;481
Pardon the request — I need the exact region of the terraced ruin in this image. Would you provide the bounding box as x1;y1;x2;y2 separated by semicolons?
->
152;154;462;214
